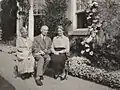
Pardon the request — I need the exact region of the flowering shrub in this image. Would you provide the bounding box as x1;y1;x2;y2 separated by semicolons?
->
68;56;120;88
80;1;102;56
70;0;120;72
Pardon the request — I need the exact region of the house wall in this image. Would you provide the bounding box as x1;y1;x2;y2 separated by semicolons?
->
66;0;108;36
66;0;90;36
0;1;1;40
66;0;72;31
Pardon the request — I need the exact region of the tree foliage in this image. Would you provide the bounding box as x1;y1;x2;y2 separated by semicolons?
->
92;0;120;71
1;0;30;40
17;0;30;27
98;0;120;39
42;0;72;38
1;0;17;40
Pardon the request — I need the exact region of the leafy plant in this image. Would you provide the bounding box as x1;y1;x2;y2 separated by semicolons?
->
93;35;120;71
98;0;120;39
91;0;120;71
42;0;72;38
1;0;17;40
17;0;30;26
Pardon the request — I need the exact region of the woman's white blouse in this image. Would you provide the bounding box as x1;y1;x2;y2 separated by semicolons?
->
51;35;70;53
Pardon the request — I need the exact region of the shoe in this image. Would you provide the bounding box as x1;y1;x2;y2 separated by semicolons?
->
54;74;59;79
60;73;67;81
35;79;43;86
25;73;32;79
13;65;18;78
21;75;26;80
40;76;44;80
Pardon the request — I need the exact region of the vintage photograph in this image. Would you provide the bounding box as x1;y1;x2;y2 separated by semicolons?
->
0;0;119;90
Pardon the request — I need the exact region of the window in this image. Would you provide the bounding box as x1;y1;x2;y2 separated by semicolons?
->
33;0;45;15
33;0;45;36
68;0;92;35
76;0;89;29
72;0;91;30
76;12;87;28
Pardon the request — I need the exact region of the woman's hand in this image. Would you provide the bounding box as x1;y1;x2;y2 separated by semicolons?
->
58;50;66;54
54;51;59;55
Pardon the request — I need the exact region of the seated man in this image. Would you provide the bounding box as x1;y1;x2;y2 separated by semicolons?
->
32;25;52;86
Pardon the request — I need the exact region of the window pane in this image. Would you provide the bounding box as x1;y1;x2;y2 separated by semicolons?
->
33;0;45;15
77;12;88;28
76;0;88;11
76;0;81;11
34;15;44;36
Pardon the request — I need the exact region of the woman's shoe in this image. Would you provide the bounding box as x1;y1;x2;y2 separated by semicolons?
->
21;75;26;80
54;74;59;79
25;73;32;79
13;65;18;78
60;73;67;80
21;73;30;80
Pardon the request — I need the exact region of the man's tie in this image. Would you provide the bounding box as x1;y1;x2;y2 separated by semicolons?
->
43;36;46;48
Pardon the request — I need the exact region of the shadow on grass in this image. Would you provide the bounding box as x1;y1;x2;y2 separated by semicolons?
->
0;75;16;90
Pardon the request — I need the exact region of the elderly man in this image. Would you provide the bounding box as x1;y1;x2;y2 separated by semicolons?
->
32;25;52;86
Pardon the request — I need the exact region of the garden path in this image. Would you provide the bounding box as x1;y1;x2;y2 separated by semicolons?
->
0;51;114;90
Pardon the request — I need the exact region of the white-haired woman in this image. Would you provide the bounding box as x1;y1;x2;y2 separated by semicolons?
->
16;27;35;80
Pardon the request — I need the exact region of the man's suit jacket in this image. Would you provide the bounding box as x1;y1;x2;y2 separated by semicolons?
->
32;34;52;55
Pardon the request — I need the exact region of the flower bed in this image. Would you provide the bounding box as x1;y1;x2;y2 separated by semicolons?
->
68;56;120;88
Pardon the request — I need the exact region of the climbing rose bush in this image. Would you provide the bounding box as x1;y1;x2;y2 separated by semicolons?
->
81;1;102;57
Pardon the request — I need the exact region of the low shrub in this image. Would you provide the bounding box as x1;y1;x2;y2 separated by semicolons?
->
92;35;120;71
68;56;120;89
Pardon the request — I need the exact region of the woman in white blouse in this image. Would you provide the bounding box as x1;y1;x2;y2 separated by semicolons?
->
51;25;70;80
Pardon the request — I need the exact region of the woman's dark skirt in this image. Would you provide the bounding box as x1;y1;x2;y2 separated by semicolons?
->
51;48;67;75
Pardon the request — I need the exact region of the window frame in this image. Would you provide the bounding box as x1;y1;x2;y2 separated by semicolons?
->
71;0;91;32
33;0;45;16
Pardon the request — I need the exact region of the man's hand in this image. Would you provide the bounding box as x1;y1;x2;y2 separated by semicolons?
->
28;51;32;56
39;50;45;55
34;50;45;56
28;57;30;60
43;49;48;54
34;52;40;56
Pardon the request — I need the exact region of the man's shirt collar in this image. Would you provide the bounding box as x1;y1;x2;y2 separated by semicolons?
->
57;35;65;38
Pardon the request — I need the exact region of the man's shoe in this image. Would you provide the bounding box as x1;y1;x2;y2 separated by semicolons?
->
35;79;43;86
21;75;26;80
40;76;44;80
